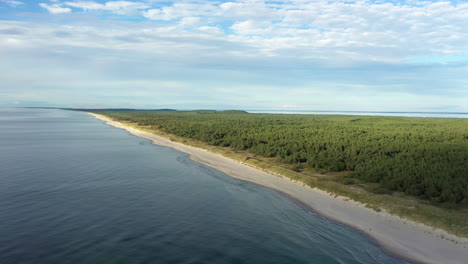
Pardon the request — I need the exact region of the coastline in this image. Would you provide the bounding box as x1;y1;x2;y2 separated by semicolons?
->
88;112;468;264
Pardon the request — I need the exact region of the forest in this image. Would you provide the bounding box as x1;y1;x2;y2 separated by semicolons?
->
87;110;468;204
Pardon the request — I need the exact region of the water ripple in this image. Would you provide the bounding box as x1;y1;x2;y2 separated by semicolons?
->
0;109;408;264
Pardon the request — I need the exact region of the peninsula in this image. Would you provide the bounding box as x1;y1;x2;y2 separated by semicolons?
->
86;110;468;264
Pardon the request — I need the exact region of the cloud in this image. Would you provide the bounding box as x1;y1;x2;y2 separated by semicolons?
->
0;28;23;35
143;3;218;20
219;2;280;21
231;21;273;35
8;1;468;68
30;1;468;64
0;0;24;7
1;1;468;110
64;1;150;15
138;0;468;64
39;3;72;14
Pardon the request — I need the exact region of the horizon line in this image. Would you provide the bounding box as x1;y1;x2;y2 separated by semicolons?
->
11;107;468;115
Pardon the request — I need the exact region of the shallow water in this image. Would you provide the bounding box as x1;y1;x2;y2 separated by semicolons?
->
0;108;408;264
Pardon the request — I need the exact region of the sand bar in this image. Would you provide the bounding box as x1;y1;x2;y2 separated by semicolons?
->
89;112;468;264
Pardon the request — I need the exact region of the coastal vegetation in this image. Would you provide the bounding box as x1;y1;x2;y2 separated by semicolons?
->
84;109;468;236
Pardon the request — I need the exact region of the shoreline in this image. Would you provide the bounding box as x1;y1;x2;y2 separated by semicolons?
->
88;112;468;264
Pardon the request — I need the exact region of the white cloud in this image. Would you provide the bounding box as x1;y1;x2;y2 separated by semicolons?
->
143;3;218;20
137;0;468;63
220;2;280;21
0;0;24;7
231;21;273;35
198;26;223;35
39;3;72;14
64;1;150;15
179;17;201;27
142;8;162;20
12;1;468;64
2;1;468;110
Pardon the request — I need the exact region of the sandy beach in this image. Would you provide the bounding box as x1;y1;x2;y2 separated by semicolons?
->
89;112;468;264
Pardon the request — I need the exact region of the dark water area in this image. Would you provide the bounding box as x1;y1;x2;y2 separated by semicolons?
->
0;109;408;264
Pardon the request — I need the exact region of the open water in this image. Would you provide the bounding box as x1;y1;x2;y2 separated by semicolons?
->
0;109;408;264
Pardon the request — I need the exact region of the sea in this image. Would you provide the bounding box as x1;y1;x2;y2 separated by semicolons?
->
0;108;408;264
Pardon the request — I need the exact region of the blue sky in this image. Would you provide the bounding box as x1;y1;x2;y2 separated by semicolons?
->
0;0;467;111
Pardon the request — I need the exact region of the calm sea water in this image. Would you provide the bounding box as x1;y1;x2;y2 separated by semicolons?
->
0;109;408;264
247;110;468;118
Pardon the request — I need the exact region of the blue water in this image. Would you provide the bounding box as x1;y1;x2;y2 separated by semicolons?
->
247;110;468;118
0;109;408;264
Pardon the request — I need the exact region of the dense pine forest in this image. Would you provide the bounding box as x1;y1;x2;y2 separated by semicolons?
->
88;110;468;204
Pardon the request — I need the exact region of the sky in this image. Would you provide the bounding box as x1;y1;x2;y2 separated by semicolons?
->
0;0;467;111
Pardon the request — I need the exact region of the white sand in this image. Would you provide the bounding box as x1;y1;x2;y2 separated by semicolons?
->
89;113;468;264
